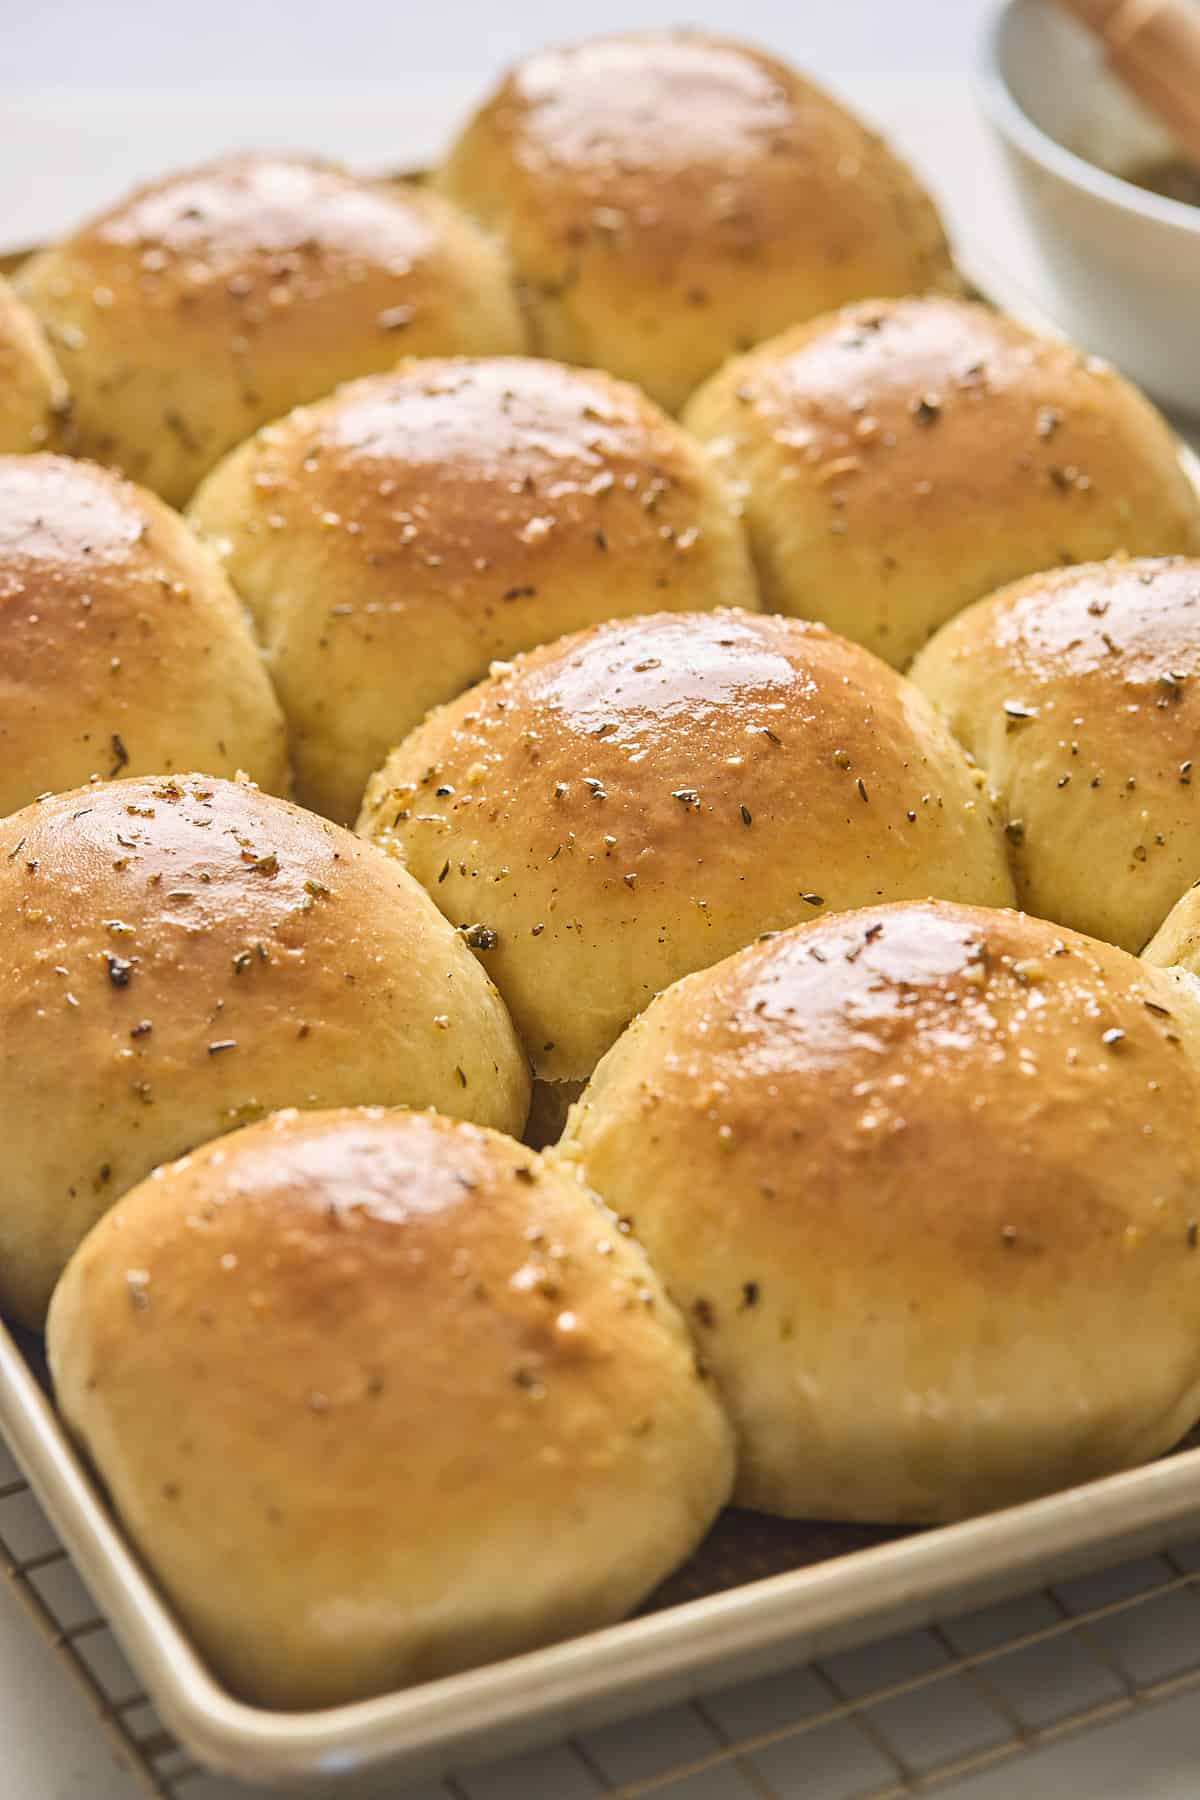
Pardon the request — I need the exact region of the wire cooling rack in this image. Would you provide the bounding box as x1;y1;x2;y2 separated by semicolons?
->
5;1414;1200;1800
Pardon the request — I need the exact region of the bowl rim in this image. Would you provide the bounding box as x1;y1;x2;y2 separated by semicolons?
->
977;0;1200;235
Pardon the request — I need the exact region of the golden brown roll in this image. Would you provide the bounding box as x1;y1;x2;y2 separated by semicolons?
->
47;1107;734;1707
911;557;1200;953
0;454;287;816
1143;884;1200;970
684;297;1200;668
438;31;955;412
17;154;525;506
0;276;68;454
188;357;758;824
0;776;528;1327
558;900;1200;1523
358;609;1014;1087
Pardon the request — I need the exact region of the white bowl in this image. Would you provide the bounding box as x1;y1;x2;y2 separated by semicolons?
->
979;0;1200;417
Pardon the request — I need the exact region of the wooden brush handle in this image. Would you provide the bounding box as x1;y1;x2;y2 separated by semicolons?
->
1055;0;1200;165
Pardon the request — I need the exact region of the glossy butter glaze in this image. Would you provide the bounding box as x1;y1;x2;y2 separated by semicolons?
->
560;899;1200;1520
913;557;1200;951
685;297;1200;667
0;775;528;1325
0;453;287;814
188;357;756;823
439;32;954;410
359;609;1013;1082
18;155;525;504
47;1107;733;1707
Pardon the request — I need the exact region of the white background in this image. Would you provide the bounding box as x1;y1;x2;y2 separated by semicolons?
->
11;0;988;87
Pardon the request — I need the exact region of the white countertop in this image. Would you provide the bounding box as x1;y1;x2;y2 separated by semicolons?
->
3;3;1200;1794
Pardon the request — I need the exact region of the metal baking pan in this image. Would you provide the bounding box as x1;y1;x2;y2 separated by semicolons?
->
6;1319;1200;1794
2;232;1200;1791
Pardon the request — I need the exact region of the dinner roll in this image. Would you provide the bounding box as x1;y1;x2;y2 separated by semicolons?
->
358;610;1014;1086
17;154;525;505
438;31;955;412
1143;883;1200;971
0;454;287;817
189;357;758;824
912;558;1200;953
558;900;1200;1523
0;776;527;1327
0;276;68;453
48;1107;734;1707
684;297;1200;668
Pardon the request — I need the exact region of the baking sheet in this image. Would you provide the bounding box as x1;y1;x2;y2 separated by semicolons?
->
4;394;1200;1787
7;1310;1200;1795
3;88;1200;1793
